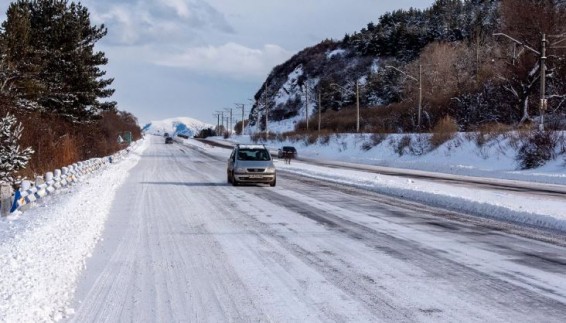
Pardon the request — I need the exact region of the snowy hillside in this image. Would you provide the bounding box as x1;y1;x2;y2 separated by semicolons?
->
142;117;212;138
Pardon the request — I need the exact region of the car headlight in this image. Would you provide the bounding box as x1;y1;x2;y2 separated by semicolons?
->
235;167;246;173
265;167;276;173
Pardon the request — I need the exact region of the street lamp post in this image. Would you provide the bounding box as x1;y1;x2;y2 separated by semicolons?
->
385;64;422;130
330;81;361;132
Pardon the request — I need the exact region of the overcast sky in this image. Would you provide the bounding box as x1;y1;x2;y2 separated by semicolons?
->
3;0;437;126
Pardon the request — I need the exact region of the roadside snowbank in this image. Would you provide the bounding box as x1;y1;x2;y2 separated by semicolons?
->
215;132;566;185
1;132;564;322
0;139;147;322
184;137;566;233
278;161;566;233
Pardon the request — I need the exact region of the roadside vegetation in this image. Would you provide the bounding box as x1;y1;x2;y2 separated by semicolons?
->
233;0;566;170
198;0;565;170
0;0;141;183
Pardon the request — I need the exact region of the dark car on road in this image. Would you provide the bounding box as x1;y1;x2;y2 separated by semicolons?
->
165;136;173;144
277;146;297;158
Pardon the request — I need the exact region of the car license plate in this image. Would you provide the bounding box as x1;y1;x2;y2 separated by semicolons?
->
249;175;262;178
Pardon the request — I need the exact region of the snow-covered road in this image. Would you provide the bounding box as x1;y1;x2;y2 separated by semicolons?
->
65;136;566;322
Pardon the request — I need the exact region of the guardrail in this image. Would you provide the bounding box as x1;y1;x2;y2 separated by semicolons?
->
1;143;136;216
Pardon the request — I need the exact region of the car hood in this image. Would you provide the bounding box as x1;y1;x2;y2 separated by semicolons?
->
236;160;274;168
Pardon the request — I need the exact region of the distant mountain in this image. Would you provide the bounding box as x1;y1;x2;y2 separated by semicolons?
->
142;117;213;138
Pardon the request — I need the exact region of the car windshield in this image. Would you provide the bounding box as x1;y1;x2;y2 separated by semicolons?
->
237;148;271;161
282;147;296;152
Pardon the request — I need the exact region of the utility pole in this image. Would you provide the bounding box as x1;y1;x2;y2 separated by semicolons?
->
224;108;233;134
306;85;309;131
418;64;422;130
218;111;224;133
213;113;220;134
540;33;547;131
330;82;363;133
241;104;245;135
235;103;245;135
494;32;551;131
264;82;269;136
476;29;480;81
355;80;360;133
318;89;322;132
385;65;422;130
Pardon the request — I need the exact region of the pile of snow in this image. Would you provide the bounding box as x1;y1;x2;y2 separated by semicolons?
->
142;117;212;138
206;130;566;186
185;135;566;233
0;140;148;322
230;131;566;185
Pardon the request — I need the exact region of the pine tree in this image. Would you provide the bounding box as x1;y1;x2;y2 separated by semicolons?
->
0;1;42;99
0;0;116;121
0;113;33;184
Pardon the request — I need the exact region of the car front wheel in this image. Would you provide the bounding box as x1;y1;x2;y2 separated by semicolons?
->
270;176;276;187
231;171;238;186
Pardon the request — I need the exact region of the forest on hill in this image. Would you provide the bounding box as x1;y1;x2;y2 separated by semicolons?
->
249;0;566;134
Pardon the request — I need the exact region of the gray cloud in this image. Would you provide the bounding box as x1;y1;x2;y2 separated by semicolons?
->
183;0;234;33
85;0;234;46
156;42;293;80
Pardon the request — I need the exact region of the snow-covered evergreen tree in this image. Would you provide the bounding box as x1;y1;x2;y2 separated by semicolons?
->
1;0;116;122
0;113;33;184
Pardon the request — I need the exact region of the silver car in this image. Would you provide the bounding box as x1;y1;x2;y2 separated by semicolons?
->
227;144;276;186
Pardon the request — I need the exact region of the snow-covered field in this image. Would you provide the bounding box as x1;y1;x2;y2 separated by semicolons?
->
0;129;565;321
246;117;566;184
